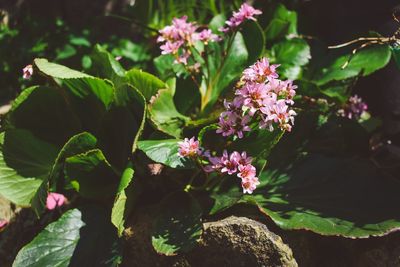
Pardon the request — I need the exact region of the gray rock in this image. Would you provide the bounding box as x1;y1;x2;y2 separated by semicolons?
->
123;213;297;267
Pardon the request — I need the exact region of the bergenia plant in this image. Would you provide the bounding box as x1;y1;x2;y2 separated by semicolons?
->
2;2;400;266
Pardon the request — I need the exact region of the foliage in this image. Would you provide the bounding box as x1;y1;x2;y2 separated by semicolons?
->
1;1;400;265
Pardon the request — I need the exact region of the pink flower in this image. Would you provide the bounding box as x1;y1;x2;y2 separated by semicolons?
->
236;82;269;115
235;3;263;22
237;164;256;179
178;137;200;157
221;3;262;32
238;151;252;167
260;99;296;132
160;40;183;55
216;115;236;137
195;29;220;44
46;192;66;210
0;219;8;230
235;115;252;138
22;64;33;79
242;58;279;82
241;176;260;194
221;151;241;175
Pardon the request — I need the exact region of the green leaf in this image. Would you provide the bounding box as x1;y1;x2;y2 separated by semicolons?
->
64;149;119;198
111;163;135;236
152;191;202;255
103;84;146;168
0;130;58;206
69;36;91;47
137;139;195;169
55;44;77;61
34;59;116;134
153;54;187;81
271;38;311;66
34;58;90;79
250;153;400;238
200;32;248;112
265;4;297;42
125;68;166;101
241;20;265;64
315;44;392;85
50;132;98;181
13;207;122;267
7;86;81;147
62;78;115;136
13;209;85;267
111;40;151;62
230;129;284;158
148;89;189;138
90;45;126;86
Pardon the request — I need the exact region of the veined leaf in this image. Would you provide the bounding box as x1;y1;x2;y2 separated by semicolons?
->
13;209;84;267
125;68;166;101
0;130;58;206
148;89;189;138
315;44;391;85
13;207;122;267
64;149;119;198
111;163;135;236
90;44;126;87
34;58;90;79
137;139;195;169
7;86;81;147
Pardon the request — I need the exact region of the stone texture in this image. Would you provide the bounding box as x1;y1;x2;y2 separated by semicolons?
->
123;211;297;267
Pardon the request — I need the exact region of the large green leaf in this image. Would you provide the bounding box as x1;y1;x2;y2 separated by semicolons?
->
211;114;400;238
200;32;248;113
64;149;119;198
250;154;400;238
111;163;135;236
151;191;202;256
125;68;166;101
229;129;284;159
13;207;122;267
0;130;58;206
34;58;90;79
264;4;297;42
137;139;195;169
241;20;265;64
90;44;126;86
7;86;81;146
32;132;98;216
148;89;189;138
315;44;391;85
50;132;98;181
102;84;146;169
271;38;310;80
13;209;84;267
34;57;115;130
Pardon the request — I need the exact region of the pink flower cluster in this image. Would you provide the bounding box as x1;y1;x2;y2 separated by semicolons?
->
206;150;260;194
157;16;219;66
220;3;262;32
217;57;297;138
338;95;368;120
178;137;259;194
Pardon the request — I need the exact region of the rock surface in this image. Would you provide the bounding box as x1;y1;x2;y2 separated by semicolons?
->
123;213;297;267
